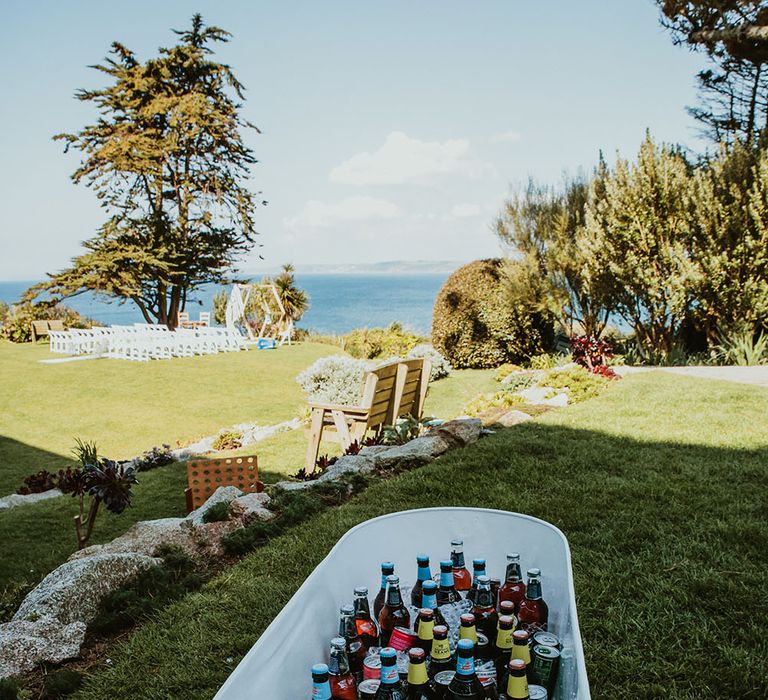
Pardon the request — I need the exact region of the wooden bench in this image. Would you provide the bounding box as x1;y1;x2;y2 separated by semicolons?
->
184;456;264;513
30;319;67;342
304;357;431;473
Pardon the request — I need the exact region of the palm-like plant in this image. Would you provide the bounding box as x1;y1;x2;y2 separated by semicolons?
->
273;263;309;322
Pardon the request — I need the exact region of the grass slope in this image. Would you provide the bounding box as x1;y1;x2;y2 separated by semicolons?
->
73;373;768;699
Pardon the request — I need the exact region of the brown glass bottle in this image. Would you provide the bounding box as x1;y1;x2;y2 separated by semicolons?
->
414;580;446;631
375;647;405;700
414;608;435;655
437;560;461;606
374;562;395;620
428;624;453;679
450;539;472;592
517;569;548;635
411;554;432;608
339;603;366;683
404;647;435;700
328;636;358;700
505;658;529;700
472;575;499;648
353;586;379;651
498;553;526;613
466;558;487;604
491;615;515;686
378;575;411;647
447;638;484;699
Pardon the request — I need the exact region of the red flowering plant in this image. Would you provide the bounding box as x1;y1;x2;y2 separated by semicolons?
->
570;335;618;379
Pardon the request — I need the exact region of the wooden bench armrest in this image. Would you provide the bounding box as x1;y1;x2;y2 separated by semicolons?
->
308;402;367;413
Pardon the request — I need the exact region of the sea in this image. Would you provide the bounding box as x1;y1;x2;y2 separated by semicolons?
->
0;274;450;336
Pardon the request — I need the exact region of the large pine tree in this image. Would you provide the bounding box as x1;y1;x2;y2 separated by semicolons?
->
27;14;263;327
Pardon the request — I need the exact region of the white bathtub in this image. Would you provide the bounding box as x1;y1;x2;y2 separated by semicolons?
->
214;507;591;699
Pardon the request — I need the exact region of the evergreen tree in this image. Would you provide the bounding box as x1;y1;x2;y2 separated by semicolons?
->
26;15;263;328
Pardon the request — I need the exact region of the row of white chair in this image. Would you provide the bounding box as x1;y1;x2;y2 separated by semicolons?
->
48;325;246;361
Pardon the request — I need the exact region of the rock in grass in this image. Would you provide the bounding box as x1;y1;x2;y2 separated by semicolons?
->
14;552;160;627
0;615;86;678
496;410;534;427
435;418;482;446
186;485;243;526
229;492;275;524
373;436;451;470
0;488;62;512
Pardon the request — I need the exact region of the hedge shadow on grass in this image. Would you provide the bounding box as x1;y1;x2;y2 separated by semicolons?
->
72;420;768;700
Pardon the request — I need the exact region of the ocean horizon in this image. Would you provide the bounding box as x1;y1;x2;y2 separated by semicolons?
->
0;273;450;336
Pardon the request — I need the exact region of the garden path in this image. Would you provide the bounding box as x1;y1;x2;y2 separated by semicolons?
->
616;365;768;388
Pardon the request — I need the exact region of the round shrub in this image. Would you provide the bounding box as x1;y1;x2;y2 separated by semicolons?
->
431;259;553;368
407;343;451;380
296;355;373;404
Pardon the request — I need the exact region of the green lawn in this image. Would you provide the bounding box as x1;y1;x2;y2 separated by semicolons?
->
0;343;492;602
71;372;768;700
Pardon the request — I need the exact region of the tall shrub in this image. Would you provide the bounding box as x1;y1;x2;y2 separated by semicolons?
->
432;259;552;368
585;134;700;359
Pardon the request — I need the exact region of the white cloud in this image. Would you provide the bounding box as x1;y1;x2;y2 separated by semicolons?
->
450;202;483;218
283;196;403;230
490;130;522;144
329;131;493;186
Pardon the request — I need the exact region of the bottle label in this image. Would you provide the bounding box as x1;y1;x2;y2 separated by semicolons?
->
422;591;437;609
380;664;399;685
312;681;332;699
506;674;529;699
452;551;466;568
440;570;454;588
456;655;475;676
431;638;451;660
417;564;431;581
512;643;531;665
417;618;435;641
496;627;515;650
407;662;429;686
459;626;478;644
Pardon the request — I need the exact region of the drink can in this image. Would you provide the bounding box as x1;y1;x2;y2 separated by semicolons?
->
363;654;380;680
479;673;499;700
529;684;548;700
389;625;419;651
532;631;560;650
433;670;455;699
531;644;560;694
358;679;380;699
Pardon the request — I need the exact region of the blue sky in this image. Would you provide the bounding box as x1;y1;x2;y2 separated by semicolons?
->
0;1;707;280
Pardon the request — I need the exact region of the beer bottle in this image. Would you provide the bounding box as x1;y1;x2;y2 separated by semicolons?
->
504;659;529;700
378;575;410;647
354;586;379;651
311;663;333;700
447;639;484;699
511;630;532;682
437;560;461;606
415;580;446;630
374;562;395;619
414;608;435;655
404;647;435;699
472;575;498;647
328;637;358;700
491;615;515;684
458;613;478;645
375;647;405;700
428;624;453;679
517;569;548;635
466;558;487;604
499;600;516;624
411;554;433;607
339;604;366;682
450;539;471;592
498;554;526;613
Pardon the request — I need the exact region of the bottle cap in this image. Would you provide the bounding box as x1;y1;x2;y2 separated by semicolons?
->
477;575;490;584
340;603;354;615
499;601;515;615
386;575;399;585
380;647;397;659
527;567;541;577
433;625;448;638
513;630;529;643
354;586;368;596
417;554;429;563
508;658;526;671
507;552;520;561
408;647;426;662
418;608;434;619
312;663;329;675
498;615;515;629
460;613;476;626
423;580;437;591
472;558;486;568
439;560;452;571
457;638;474;652
330;637;346;649
381;561;394;572
451;538;463;546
